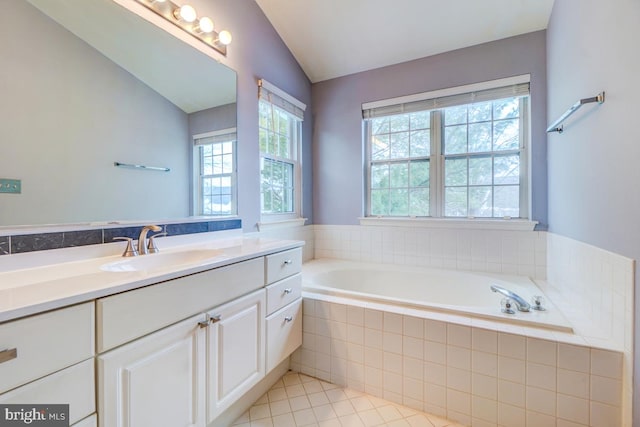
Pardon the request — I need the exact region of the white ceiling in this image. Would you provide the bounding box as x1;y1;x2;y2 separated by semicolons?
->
255;0;555;83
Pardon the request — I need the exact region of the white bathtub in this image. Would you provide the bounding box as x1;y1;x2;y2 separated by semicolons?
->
302;259;573;332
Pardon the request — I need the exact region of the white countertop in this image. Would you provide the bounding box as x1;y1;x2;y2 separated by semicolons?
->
0;233;303;323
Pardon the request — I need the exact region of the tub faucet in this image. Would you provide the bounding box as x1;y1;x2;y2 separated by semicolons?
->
138;225;162;255
490;285;531;312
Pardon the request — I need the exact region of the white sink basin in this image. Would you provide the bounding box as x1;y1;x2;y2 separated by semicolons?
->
100;249;225;272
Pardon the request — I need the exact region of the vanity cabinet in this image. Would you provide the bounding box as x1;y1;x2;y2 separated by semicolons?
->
0;243;303;427
264;249;303;373
0;302;95;426
98;313;207;427
206;289;265;423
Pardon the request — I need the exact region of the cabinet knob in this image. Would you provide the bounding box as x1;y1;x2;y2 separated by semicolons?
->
283;288;293;294
198;315;210;328
283;259;293;266
0;348;17;364
210;315;222;324
284;316;293;323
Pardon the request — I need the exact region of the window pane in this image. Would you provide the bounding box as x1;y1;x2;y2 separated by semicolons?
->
203;153;213;175
494;185;520;217
409;161;429;187
494;154;519;185
493;119;519;151
445;158;467;186
469;157;492;185
212;155;222;175
259;129;269;153
468;122;492;153
410;111;430;130
410;130;430;157
468;102;492;123
389;189;408;216
222;153;233;174
493;97;519;119
389;163;408;188
409;188;429;216
371;134;390;160
444;105;467;125
390;133;409;158
469;186;492;217
444;125;467;154
390;115;410;132
371;117;389;135
371;189;389;216
445;187;467;217
371;164;389;188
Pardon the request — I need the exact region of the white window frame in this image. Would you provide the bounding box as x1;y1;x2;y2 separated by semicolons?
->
363;75;531;221
192;128;237;217
258;79;305;223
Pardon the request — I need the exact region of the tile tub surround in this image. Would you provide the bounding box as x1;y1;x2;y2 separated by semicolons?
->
0;218;241;255
291;299;624;427
313;225;547;280
544;232;635;427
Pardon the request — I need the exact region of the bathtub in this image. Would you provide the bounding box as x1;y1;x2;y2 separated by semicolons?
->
302;259;573;332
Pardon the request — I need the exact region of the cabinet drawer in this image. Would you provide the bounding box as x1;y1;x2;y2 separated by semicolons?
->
97;257;264;352
266;273;301;315
0;359;95;426
0;302;94;394
265;248;302;284
266;299;302;373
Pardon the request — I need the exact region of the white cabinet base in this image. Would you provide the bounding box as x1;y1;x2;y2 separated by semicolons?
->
98;314;207;427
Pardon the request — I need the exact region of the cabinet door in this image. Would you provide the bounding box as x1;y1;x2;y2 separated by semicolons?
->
98;314;207;427
207;290;265;423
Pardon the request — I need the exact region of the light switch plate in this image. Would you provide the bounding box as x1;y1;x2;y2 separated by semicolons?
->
0;179;21;194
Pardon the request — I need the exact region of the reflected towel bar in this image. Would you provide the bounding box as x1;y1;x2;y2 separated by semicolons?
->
114;162;170;172
546;91;605;134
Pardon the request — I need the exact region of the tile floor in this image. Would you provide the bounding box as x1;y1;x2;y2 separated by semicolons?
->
232;372;465;427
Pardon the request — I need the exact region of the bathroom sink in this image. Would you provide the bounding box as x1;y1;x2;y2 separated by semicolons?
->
100;249;226;272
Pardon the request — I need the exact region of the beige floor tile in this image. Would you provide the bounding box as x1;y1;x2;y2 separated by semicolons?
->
313;403;339;421
234;372;461;427
308;391;331;407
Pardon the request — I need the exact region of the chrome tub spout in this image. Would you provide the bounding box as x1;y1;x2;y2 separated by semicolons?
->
490;285;531;312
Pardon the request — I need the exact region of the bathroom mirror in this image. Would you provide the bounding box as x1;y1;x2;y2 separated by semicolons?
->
0;0;237;227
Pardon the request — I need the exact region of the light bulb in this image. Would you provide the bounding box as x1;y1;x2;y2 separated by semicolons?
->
174;4;197;23
217;30;232;45
198;17;214;33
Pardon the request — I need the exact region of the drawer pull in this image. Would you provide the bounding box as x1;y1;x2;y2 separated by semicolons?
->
210;315;222;324
283;260;293;266
283;288;293;295
284;316;293;323
198;315;210;329
0;348;17;364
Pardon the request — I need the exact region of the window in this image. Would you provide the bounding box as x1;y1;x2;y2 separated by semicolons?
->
194;129;236;216
364;78;529;219
258;79;305;220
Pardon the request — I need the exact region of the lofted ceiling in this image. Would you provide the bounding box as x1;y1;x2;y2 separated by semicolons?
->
255;0;555;83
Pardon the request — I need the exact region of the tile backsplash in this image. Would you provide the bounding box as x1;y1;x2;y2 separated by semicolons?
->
0;219;241;255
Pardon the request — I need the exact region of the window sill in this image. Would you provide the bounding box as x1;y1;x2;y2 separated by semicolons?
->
358;217;538;231
257;217;307;232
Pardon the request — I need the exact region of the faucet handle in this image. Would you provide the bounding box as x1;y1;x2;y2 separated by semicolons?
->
500;298;516;315
531;296;546;311
113;237;139;257
147;232;167;254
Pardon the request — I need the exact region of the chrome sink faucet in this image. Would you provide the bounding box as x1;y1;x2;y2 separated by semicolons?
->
138;225;162;255
490;285;531;312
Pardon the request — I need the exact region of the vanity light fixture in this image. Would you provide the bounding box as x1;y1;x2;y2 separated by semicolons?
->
173;4;197;23
137;0;231;56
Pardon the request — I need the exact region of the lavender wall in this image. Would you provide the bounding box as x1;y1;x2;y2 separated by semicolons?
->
189;0;313;231
311;31;548;226
188;103;237;137
546;0;640;423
